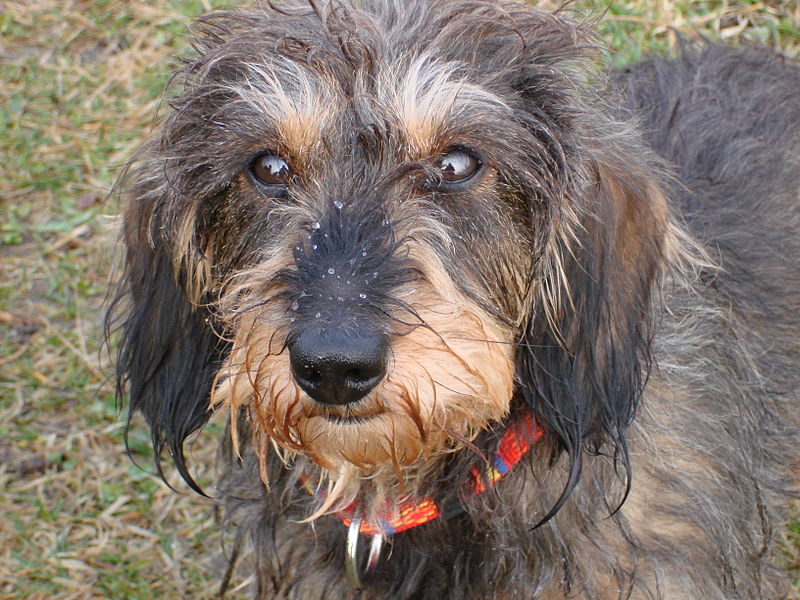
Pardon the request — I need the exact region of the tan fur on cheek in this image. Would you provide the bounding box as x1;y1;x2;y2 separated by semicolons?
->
385;293;515;442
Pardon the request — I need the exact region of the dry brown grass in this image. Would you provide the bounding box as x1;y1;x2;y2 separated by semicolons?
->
1;1;797;598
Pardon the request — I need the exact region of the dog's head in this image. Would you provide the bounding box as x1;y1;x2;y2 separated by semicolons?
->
110;0;680;516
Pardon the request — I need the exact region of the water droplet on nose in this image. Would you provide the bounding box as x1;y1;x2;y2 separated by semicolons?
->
312;222;321;230
312;244;318;250
290;300;299;311
361;251;367;257
359;293;367;299
315;312;321;319
328;267;335;275
333;200;343;210
372;272;378;278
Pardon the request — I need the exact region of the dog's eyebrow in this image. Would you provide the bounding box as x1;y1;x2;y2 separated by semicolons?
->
378;55;512;158
220;59;333;156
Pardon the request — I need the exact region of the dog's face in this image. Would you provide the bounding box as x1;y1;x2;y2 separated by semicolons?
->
208;50;538;478
112;0;676;513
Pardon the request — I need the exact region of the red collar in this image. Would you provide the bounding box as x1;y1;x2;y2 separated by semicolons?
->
303;412;541;535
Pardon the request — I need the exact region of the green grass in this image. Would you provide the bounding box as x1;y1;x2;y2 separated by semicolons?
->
0;1;797;598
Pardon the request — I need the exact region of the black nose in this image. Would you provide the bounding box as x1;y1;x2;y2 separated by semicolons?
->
288;328;388;405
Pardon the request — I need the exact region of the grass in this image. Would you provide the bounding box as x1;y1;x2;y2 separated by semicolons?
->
1;1;798;598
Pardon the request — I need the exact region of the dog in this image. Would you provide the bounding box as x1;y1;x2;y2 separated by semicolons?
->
108;0;800;598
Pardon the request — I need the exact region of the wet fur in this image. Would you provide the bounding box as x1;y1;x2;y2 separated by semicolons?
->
108;1;800;598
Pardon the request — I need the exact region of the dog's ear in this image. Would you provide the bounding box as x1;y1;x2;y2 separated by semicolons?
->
108;178;227;493
517;142;674;513
458;2;679;513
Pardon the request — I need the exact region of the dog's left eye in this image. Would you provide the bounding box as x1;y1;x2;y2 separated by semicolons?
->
437;150;482;184
251;153;292;186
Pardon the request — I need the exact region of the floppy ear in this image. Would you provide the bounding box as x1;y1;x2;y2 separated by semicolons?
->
459;1;680;513
108;186;228;492
517;146;673;511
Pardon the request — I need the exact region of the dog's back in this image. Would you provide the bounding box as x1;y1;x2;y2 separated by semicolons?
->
612;45;800;599
619;44;800;410
619;44;800;322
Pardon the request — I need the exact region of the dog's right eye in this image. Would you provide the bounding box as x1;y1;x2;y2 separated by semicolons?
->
250;153;292;187
436;149;482;184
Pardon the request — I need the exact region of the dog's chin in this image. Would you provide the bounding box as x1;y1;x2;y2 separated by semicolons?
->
294;409;450;473
268;409;447;520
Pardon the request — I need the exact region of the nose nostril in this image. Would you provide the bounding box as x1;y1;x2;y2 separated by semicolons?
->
294;363;321;382
346;368;363;381
345;365;382;387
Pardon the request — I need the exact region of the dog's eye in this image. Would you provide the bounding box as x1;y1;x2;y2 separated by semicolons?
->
437;150;481;183
251;153;292;186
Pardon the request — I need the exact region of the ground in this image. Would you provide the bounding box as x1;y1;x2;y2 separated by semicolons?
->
1;1;798;598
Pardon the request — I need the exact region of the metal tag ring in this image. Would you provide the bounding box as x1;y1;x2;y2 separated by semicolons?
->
345;514;385;589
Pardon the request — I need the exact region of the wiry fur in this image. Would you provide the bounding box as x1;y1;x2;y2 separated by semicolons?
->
108;1;800;598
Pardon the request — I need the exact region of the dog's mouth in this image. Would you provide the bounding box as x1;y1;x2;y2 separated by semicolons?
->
304;394;387;425
322;412;382;425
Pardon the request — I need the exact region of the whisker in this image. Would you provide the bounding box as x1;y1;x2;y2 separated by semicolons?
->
449;335;558;349
441;425;487;464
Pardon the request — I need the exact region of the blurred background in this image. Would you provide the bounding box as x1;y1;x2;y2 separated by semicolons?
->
1;1;798;598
